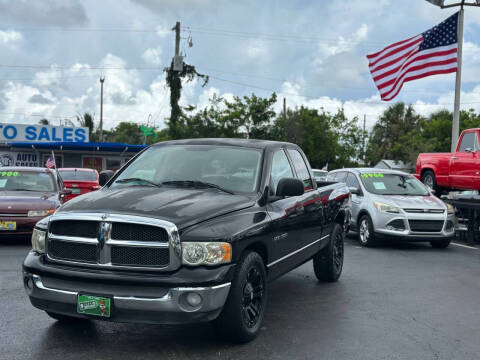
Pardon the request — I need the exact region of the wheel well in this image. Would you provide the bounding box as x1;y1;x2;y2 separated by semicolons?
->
244;242;268;267
421;168;434;180
357;210;370;225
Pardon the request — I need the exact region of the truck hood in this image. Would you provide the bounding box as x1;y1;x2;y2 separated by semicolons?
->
371;194;446;210
57;186;256;230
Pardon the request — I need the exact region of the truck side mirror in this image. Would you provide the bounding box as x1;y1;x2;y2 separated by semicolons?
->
276;178;304;197
99;170;114;186
349;187;361;195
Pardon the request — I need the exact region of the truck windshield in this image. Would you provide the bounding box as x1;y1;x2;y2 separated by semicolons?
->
113;144;263;194
360;173;429;196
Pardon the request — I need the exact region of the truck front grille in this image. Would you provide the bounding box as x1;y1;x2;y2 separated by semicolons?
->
111;246;169;267
50;220;99;238
409;220;444;232
48;240;97;263
46;214;177;270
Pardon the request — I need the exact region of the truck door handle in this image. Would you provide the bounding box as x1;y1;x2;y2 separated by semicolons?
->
451;156;457;160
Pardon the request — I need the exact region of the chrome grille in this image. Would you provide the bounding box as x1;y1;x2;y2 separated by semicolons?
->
46;213;181;271
403;209;445;214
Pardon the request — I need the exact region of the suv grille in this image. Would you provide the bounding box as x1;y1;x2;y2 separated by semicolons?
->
50;220;98;238
47;218;171;269
409;220;444;232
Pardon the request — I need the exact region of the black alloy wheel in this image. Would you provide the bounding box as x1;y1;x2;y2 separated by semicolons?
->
313;223;344;282
241;267;264;328
215;251;267;343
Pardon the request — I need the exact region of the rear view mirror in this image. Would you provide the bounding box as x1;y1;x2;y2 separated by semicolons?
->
99;170;114;187
276;178;304;197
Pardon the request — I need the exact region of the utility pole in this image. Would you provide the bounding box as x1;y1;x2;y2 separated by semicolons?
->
172;22;183;72
99;76;105;142
283;97;286;122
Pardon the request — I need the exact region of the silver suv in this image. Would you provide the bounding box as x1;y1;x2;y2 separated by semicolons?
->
327;168;455;248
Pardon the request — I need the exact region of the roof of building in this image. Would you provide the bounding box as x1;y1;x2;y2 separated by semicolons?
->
5;141;147;152
375;159;414;169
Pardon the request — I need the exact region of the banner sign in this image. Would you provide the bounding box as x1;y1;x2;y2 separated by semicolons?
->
0;151;41;167
0;124;89;143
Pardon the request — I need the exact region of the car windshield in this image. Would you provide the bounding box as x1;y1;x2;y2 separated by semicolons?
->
59;170;97;181
0;170;56;192
112;145;263;194
360;173;429;196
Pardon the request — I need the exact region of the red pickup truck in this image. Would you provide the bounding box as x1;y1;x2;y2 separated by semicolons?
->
415;128;480;192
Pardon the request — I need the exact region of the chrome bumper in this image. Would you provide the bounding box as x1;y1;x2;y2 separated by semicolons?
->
24;273;231;324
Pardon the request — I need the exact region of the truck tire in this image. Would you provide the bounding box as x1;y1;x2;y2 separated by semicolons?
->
430;239;451;249
421;170;437;191
46;311;89;323
313;223;344;282
358;214;376;247
214;251;267;343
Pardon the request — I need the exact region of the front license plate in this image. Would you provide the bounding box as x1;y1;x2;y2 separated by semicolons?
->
71;188;81;194
0;221;16;231
77;295;111;318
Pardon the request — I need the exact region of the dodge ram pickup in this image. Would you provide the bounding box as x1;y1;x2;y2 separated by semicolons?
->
23;138;351;343
415;128;480;192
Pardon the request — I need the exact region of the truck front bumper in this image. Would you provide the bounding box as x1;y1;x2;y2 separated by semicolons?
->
23;252;233;325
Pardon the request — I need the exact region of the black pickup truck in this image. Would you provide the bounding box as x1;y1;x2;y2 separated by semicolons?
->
23;138;351;342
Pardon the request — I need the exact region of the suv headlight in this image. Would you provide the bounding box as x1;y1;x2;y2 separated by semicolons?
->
28;209;55;217
182;242;232;266
446;203;455;215
31;228;46;254
374;201;400;213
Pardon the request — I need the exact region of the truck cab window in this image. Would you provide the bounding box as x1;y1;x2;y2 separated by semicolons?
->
270;149;294;193
458;132;476;152
287;149;313;190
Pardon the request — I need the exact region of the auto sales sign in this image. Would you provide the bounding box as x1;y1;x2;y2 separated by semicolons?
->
0;124;89;143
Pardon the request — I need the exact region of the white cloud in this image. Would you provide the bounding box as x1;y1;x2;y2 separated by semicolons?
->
0;30;22;47
142;47;163;65
241;39;270;63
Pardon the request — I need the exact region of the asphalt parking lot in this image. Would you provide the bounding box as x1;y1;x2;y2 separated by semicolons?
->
1;236;479;360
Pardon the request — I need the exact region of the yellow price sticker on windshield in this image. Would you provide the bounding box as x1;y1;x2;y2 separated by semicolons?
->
361;173;384;179
0;171;19;177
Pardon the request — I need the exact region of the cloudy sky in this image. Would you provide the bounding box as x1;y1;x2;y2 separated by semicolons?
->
1;0;480;131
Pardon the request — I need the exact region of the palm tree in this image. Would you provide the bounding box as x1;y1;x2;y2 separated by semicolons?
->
38;118;49;125
75;112;96;141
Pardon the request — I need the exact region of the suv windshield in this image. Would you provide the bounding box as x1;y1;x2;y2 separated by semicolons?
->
112;145;263;194
59;170;97;181
0;170;56;192
360;173;429;196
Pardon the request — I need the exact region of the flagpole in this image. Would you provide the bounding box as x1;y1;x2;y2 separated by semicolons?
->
452;7;464;152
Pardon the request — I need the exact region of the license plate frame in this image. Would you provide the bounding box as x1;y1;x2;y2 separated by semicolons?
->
0;221;16;231
77;294;112;318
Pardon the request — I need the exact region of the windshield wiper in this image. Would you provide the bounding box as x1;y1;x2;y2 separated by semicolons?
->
162;180;235;195
115;178;162;187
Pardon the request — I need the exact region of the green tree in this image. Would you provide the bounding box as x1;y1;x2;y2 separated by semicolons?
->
75;112;96;141
38;118;49;125
106;122;143;144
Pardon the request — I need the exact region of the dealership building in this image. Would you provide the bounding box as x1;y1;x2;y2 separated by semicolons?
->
0;123;147;172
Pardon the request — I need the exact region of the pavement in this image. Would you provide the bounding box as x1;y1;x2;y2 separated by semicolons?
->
1;235;479;360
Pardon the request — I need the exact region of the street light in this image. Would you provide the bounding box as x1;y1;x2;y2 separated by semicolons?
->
425;0;480;151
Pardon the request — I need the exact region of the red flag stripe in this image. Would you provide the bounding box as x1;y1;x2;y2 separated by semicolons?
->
378;57;458;97
374;47;458;84
366;34;422;62
383;67;458;101
368;40;423;74
367;36;423;68
372;46;457;80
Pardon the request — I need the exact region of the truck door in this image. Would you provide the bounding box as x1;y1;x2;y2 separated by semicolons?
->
450;131;477;189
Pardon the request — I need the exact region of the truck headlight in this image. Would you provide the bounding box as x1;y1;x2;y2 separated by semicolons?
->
28;209;55;217
182;242;232;266
446;203;455;215
374;201;400;214
31;228;46;254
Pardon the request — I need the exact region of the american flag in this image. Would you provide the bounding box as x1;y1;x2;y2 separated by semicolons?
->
45;154;56;169
367;12;459;101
